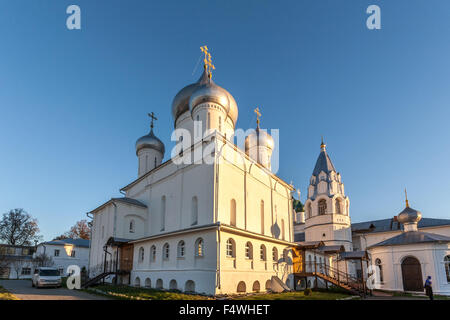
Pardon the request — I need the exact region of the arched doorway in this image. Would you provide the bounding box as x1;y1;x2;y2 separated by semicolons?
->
401;256;423;292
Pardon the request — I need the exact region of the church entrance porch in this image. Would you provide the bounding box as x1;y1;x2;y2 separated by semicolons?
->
401;256;423;292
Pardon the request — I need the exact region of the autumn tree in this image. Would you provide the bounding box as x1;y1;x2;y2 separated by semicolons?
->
0;209;43;246
54;219;91;240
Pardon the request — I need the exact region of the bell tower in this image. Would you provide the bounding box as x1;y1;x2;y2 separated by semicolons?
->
304;139;352;251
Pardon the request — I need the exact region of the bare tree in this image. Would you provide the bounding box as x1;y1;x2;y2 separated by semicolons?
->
10;258;26;279
33;253;54;268
0;209;43;245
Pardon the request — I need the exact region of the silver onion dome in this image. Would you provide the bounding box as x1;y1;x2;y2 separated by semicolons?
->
397;206;422;224
189;75;238;126
172;67;238;126
245;127;275;151
171;68;211;124
135;128;165;155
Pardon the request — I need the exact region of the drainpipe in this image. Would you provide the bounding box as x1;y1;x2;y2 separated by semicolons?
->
86;211;93;277
112;201;117;238
216;225;221;291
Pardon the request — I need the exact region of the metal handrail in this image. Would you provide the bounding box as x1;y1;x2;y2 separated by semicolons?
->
297;261;366;294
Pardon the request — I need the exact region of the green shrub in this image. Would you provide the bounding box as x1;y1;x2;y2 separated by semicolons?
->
304;288;312;296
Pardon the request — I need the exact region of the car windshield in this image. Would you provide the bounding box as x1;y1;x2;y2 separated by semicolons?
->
39;269;60;276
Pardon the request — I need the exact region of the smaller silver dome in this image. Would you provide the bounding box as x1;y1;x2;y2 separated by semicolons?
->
136;129;165;155
397;206;422;224
245;128;274;151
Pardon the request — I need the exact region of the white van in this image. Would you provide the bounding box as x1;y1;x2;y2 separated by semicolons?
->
32;267;62;288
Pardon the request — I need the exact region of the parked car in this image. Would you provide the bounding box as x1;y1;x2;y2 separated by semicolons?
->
32;267;62;288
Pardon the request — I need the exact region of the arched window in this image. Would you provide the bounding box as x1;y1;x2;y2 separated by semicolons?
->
260;200;265;234
335;199;342;214
163;243;170;260
129;220;135;233
260;245;266;261
318;199;327;215
195;238;204;257
445;255;450;283
156;279;163;289
177;241;185;258
375;258;384;283
191;196;198;225
169;279;178;290
265;280;271;291
185;280;195;292
145;278;151;288
230;199;237;226
245;242;253;259
134;277;140;287
281;219;285;240
252;281;260;292
272;247;278;262
150;245;156;262
226;238;235;258
237;281;246;293
161;196;166;231
138;247;144;262
154;157;157;168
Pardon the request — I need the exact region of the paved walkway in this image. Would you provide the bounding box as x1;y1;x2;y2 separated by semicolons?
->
0;280;109;300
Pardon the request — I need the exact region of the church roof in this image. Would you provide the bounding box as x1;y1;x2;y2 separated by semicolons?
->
368;231;450;248
111;197;147;208
312;149;336;176
352;217;450;234
90;197;147;214
44;238;90;248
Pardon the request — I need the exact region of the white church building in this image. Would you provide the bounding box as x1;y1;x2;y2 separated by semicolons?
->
86;48;450;296
87;49;296;295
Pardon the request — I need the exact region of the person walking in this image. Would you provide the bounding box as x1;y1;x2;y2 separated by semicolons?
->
424;276;433;300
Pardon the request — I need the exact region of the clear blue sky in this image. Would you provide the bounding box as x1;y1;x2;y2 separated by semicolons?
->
0;0;449;241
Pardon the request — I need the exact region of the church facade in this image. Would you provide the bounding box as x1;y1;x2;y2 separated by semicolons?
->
88;49;295;295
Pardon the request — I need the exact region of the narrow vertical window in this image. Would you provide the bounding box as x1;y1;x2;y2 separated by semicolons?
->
191;196;198;225
260;200;265;234
281;219;285;240
161;196;166;231
230;199;237;226
219;116;222;132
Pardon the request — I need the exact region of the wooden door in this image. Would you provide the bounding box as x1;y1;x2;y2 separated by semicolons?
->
119;244;134;272
401;256;423;292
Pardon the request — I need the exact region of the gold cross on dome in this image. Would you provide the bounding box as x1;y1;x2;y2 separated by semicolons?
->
148;112;157;129
254;107;261;127
405;188;409;207
200;45;215;78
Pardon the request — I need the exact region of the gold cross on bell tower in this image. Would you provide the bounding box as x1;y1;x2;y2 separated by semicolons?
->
148;112;157;129
200;45;215;79
254;107;261;128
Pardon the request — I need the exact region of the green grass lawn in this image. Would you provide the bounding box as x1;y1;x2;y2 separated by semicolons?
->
86;285;213;300
86;285;355;300
233;291;355;300
0;285;19;300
